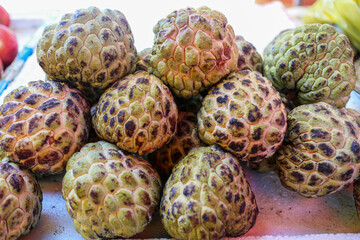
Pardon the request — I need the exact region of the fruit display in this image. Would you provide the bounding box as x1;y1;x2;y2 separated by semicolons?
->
235;35;263;73
263;23;356;109
150;6;238;99
276;102;360;198
0;159;42;240
160;145;258;239
91;70;178;155
1;3;360;239
62;141;161;239
148;111;204;180
36;6;137;102
0;80;90;175
197;70;287;163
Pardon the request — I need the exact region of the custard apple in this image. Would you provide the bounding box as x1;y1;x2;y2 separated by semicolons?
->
0;80;90;175
91;71;178;155
62;141;162;239
197;70;287;163
160;145;258;239
148;111;204;180
235;35;263;73
135;48;152;72
0;159;42;240
276;102;360;197
263;23;356;108
151;6;239;99
36;6;137;101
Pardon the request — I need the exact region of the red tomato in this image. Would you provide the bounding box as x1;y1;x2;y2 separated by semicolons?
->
0;25;18;67
0;6;10;27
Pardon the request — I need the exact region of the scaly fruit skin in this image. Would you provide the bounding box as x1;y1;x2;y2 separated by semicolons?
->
198;70;287;163
62;141;162;240
151;6;239;99
135;48;152;72
0;160;42;240
263;23;356;108
36;6;137;102
92;71;178;155
148;111;204;180
276;102;360;198
160;145;258;239
235;35;263;74
353;178;360;218
0;80;90;175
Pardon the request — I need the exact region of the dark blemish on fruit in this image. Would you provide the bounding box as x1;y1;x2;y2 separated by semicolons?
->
151;125;158;137
183;184;195;197
109;117;115;127
8;122;24;134
351;141;360;155
102;101;110;112
318;143;334;157
38;99;60;111
2;102;19;114
310;128;329;139
136;77;149;84
103;113;108;123
96;72;105;82
213;130;227;140
291;171;304;183
301;163;314;171
225;191;232;203
216;95;228;104
45;113;60;127
28;115;42;134
229;141;245;152
241;79;251;86
15;149;35;160
9;174;23;193
125;121;136;137
101;16;111;22
118;111;126;123
252;128;263;141
345;121;356;136
169;116;177;133
223;82;235;90
247;105;261;122
229;118;244;128
318;162;334;176
341;168;354;181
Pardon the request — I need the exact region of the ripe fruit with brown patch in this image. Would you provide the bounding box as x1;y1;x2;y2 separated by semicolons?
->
62;141;161;240
276;102;360;197
151;6;239;99
92;71;178;155
36;6;137;102
0;159;42;239
0;80;90;175
198;70;287;164
160;145;258;239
